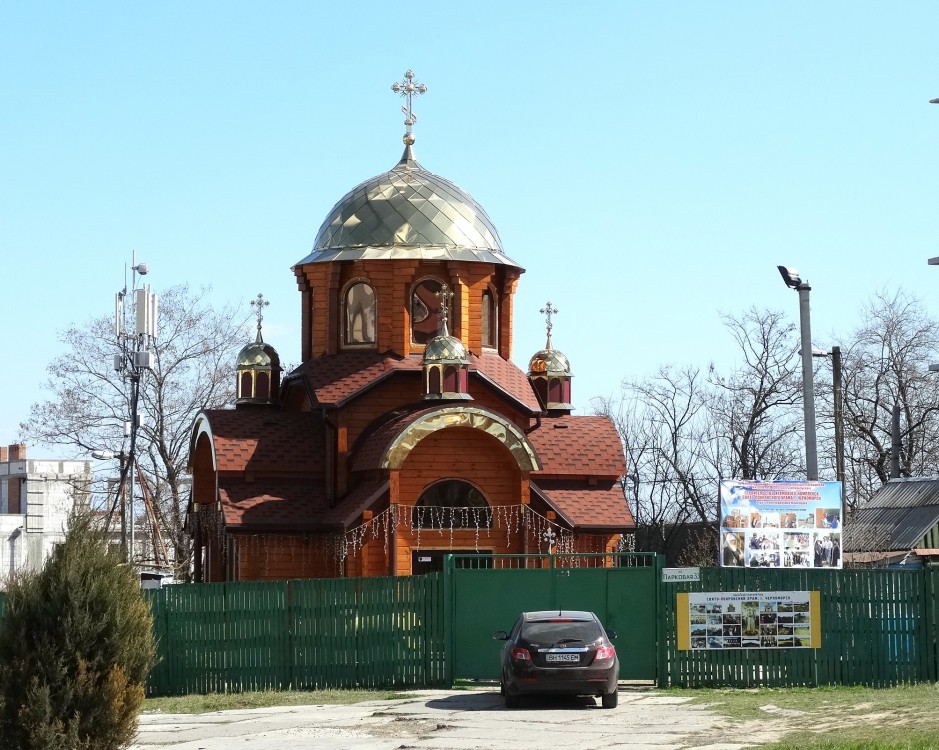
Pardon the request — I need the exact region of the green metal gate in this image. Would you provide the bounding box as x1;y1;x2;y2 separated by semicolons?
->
444;553;661;683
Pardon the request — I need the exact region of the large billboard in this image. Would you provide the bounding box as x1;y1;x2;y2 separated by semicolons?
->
719;480;842;569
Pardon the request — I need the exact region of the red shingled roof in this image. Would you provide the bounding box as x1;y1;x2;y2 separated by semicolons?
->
285;350;542;413
528;415;625;477
201;410;324;475
532;480;634;529
219;478;330;530
351;406;441;472
320;478;390;527
473;353;543;412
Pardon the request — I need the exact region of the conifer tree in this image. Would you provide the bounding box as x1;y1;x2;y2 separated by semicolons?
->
0;512;156;750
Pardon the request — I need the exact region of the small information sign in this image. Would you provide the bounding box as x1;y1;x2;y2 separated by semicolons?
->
662;567;700;583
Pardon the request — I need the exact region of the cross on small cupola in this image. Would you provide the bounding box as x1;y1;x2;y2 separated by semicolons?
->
528;299;574;414
540;300;558;349
435;283;454;337
236;292;281;407
422;282;471;402
250;292;269;343
391;70;427;146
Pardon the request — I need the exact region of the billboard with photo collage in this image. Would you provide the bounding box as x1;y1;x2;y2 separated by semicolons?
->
719;480;843;569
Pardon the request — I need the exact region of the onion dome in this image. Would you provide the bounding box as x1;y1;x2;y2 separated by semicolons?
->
236;294;281;407
294;71;521;270
528;347;571;378
422;284;471;401
527;301;573;413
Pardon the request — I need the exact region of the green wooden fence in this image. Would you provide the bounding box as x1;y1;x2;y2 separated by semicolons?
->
4;565;939;694
144;574;445;696
660;566;939;688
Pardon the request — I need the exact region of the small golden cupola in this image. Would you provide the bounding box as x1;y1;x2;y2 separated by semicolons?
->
528;301;573;414
422;283;471;400
236;293;282;407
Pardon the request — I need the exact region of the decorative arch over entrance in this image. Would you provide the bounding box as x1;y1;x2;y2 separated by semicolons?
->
380;406;541;472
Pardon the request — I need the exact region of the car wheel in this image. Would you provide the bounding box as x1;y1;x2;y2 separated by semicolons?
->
505;691;520;709
500;680;505;696
601;690;618;709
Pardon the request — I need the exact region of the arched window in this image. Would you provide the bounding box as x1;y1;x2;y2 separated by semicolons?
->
411;278;446;345
343;281;376;346
412;480;492;529
481;288;498;349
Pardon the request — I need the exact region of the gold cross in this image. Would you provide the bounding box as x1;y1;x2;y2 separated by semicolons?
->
540;301;558;342
391;70;427;145
250;293;269;338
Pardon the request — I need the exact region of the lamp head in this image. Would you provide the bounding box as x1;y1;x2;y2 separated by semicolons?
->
777;265;805;290
91;450;116;460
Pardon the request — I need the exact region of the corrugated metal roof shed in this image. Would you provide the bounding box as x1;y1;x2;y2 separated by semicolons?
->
846;478;939;552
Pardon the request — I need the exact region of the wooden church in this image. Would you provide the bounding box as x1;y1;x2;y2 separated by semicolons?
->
187;72;633;581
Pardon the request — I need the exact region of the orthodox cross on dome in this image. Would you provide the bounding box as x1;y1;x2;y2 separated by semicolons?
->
250;293;269;342
540;301;558;348
435;283;453;336
391;70;427;146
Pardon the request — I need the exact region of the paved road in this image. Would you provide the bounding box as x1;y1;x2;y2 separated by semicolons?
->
133;688;781;750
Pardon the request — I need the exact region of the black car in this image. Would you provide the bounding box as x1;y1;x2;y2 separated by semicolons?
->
494;610;619;708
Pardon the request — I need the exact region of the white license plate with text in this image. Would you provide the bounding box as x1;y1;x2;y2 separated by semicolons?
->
545;653;580;663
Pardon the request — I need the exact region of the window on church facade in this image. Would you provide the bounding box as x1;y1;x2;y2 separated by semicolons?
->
411;278;446;345
412;479;492;528
343;281;376;346
481;288;498;349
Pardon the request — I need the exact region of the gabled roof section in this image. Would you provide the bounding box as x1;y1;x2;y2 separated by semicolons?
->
195;410;324;475
320;478;390;528
473;352;543;412
527;415;625;478
847;478;939;553
531;479;633;530
219;478;330;531
284;350;542;414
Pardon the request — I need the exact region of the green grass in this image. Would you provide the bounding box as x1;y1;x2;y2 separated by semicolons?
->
671;684;939;750
142;689;414;714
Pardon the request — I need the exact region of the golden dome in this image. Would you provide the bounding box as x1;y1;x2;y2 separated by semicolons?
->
296;146;522;269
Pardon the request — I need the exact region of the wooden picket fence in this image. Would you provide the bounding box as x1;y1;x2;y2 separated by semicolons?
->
3;563;939;694
144;574;445;696
660;566;939;687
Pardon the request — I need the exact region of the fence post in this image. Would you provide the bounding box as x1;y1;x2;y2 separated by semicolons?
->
443;554;455;687
926;566;939;682
654;553;668;687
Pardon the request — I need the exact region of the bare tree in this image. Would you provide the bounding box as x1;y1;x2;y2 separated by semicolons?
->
594;365;715;556
707;307;804;481
594;307;806;559
19;284;249;581
837;290;939;515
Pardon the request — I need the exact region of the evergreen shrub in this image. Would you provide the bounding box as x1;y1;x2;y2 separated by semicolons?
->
0;512;156;749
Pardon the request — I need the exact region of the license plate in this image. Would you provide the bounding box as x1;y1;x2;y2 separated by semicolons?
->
546;653;580;663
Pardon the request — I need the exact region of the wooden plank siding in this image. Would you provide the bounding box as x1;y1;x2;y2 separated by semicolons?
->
233;534;340;581
392;425;527;576
297;259;513;361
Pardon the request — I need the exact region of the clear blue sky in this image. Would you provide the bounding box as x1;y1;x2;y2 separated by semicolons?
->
2;2;938;454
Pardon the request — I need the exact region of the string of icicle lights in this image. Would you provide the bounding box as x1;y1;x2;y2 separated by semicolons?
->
338;504;615;566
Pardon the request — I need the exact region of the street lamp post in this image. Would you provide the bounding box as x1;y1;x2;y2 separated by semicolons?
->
778;265;818;481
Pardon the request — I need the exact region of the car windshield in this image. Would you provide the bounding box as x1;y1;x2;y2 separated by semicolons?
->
521;620;602;644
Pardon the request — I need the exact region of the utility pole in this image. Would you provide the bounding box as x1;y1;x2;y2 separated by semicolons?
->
112;253;158;567
832;346;845;485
